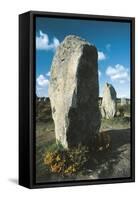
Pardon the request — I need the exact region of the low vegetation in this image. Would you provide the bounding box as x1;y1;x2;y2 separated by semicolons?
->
43;143;89;177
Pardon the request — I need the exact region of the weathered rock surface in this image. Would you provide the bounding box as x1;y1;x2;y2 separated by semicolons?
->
101;83;117;119
49;35;101;148
85;144;130;179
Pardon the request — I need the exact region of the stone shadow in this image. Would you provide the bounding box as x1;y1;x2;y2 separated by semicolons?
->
87;128;131;178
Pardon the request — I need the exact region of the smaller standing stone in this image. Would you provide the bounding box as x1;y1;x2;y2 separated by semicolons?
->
101;83;117;119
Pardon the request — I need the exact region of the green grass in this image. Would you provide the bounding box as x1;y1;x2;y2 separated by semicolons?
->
100;116;130;131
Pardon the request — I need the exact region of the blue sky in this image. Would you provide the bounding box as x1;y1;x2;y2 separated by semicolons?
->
36;17;131;98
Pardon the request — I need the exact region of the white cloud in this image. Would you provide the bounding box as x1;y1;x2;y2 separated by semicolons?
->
53;37;60;49
36;74;50;97
46;71;51;77
98;70;101;78
37;74;49;87
98;51;106;61
36;30;60;50
36;86;48;97
106;64;129;83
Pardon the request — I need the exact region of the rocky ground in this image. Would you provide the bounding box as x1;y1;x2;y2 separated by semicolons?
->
77;129;130;180
36;100;131;183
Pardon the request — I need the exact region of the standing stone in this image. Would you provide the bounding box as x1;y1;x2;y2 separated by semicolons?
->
121;98;127;106
49;35;101;148
101;83;117;119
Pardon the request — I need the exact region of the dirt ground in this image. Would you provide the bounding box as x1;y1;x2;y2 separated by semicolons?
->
36;116;131;183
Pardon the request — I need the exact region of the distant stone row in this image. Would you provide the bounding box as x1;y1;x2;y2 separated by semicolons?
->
36;95;130;106
36;97;50;102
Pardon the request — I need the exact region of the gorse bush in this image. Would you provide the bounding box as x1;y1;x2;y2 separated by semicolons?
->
43;144;89;176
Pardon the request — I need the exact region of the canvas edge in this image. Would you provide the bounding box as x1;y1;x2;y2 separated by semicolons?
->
19;10;135;189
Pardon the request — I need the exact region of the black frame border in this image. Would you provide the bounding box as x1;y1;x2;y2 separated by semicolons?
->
19;11;135;189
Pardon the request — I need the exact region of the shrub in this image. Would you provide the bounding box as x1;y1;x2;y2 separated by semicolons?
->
43;144;89;176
